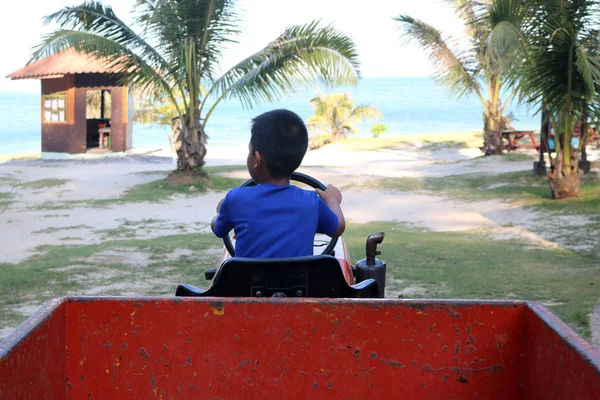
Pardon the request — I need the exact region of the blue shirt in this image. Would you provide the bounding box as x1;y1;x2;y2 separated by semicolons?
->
213;184;338;258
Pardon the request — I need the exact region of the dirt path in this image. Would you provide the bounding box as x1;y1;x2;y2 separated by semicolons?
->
0;148;535;264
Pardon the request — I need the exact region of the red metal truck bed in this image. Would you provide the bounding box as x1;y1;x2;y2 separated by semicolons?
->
1;298;599;399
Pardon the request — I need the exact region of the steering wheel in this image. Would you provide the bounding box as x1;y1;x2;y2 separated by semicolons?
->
223;172;339;257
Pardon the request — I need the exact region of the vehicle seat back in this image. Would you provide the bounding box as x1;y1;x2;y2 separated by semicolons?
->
176;255;379;298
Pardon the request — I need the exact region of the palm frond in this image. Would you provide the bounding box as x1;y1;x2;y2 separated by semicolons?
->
305;91;381;138
487;0;534;98
574;45;597;100
350;104;383;120
446;0;491;47
394;14;482;99
342;124;360;138
494;0;600;121
203;20;359;115
34;2;169;75
31;1;184;107
32;30;172;96
135;0;240;83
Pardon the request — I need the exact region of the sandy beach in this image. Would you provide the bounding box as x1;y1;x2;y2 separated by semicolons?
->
0;136;599;348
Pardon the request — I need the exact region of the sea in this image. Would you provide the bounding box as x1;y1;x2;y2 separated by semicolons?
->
0;77;540;156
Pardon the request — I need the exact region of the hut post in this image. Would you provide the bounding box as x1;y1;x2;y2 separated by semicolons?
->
100;90;105;119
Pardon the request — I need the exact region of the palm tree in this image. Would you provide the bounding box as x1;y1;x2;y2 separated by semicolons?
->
489;0;600;198
33;1;360;171
307;91;382;140
395;1;515;155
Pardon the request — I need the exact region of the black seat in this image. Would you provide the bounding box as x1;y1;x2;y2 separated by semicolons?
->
175;255;380;298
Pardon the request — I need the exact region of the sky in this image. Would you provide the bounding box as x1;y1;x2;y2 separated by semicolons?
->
0;0;466;93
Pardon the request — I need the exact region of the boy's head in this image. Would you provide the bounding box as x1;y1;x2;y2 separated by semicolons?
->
248;109;308;180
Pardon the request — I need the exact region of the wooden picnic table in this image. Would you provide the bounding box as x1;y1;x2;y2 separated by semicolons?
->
502;130;539;151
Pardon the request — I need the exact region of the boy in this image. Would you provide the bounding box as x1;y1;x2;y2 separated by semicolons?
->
211;109;345;258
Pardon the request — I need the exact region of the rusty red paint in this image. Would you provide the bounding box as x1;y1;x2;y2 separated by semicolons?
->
0;299;67;399
1;298;599;399
521;303;600;399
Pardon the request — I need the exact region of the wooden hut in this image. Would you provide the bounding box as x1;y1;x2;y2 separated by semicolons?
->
7;50;133;159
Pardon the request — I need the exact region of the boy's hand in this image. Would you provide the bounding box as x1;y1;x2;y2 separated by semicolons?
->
316;184;345;238
316;184;342;205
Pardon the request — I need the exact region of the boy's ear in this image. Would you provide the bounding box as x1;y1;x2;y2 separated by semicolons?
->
254;151;264;167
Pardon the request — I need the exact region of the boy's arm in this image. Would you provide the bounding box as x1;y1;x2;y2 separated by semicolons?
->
316;184;346;238
212;195;233;238
210;198;224;233
210;215;219;234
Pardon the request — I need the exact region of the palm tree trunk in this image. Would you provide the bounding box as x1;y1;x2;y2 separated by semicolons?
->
482;120;503;155
547;108;580;199
546;49;581;199
173;38;207;172
482;111;503;155
174;111;207;172
481;77;504;155
548;150;580;199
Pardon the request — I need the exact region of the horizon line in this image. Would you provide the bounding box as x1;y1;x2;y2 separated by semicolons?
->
0;75;436;95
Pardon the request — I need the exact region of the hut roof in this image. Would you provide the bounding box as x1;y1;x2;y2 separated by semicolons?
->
7;50;123;80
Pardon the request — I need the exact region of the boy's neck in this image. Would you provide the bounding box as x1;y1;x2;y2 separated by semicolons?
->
260;176;290;185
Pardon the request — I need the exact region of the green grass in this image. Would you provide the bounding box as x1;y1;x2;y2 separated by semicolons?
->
131;170;171;176
0;176;16;183
93;219;170;239
502;152;538;161
300;165;345;169
0;233;222;330
0;200;14;210
346;222;600;339
343;172;599;257
29;201;75;211
325;131;482;152
534;173;600;215
0;189;15;210
111;175;245;203
28;175;246;210
1;222;598;341
343;170;552;201
124;218;164;225
132;165;247;176
20;179;70;189
204;165;247;174
344;170;600;208
342;177;425;193
94;226;138;240
39;164;67;169
32;225;93;235
422;171;553;202
418;140;471;152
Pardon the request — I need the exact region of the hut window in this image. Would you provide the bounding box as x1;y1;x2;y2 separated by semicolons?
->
43;92;67;122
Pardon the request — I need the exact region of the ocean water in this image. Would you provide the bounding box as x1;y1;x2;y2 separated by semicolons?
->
0;77;540;155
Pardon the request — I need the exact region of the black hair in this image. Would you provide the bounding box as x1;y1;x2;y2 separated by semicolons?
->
250;109;309;178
